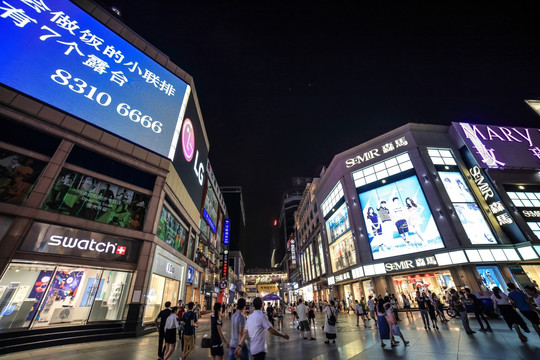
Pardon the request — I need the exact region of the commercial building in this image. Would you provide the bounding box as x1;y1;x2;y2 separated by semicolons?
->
298;122;540;307
0;0;225;352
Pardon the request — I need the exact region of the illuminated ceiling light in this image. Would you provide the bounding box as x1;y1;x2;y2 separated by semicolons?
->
518;185;525;190
382;179;386;184
444;166;450;170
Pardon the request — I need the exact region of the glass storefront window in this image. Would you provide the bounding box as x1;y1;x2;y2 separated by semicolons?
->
143;274;180;323
392;271;455;307
328;231;356;272
89;270;132;321
318;235;326;275
0;263;132;330
157;206;189;255
521;265;540;290
0;263;56;329
0;149;47;205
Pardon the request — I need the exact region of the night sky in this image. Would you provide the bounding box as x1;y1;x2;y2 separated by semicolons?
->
99;1;540;268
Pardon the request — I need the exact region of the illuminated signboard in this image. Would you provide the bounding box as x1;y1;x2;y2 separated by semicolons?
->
187;266;194;283
288;233;297;268
223;218;230;245
358;175;444;260
20;222;140;263
453;122;540;170
345;136;410;168
203;208;216;233
0;0;191;159
384;255;438;273
222;249;228;278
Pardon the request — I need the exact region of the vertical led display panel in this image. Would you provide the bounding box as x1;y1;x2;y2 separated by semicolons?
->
325;203;350;244
358;175;444;260
439;171;496;245
0;0;190;159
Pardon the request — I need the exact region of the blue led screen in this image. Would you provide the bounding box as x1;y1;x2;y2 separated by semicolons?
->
0;0;190;159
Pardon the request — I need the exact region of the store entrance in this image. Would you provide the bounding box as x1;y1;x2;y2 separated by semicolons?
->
392;271;455;307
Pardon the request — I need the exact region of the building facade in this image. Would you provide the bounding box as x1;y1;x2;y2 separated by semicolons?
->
0;0;226;350
303;122;540;308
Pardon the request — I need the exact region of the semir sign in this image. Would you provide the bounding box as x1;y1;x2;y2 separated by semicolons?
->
384;256;438;273
20;222;139;263
345;136;409;168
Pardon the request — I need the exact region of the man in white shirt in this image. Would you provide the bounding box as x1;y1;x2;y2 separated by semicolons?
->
296;298;315;340
235;297;289;360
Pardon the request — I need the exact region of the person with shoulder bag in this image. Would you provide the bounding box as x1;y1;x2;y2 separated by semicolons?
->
323;300;337;344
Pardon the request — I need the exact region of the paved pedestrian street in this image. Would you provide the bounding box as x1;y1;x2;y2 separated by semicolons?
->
3;311;540;360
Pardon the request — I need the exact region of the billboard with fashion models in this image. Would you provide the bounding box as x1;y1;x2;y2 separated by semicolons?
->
358;175;444;260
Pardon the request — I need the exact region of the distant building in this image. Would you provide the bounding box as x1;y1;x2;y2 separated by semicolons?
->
221;186;247;252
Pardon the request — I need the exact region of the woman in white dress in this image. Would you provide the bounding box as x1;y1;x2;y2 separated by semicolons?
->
323;300;337;344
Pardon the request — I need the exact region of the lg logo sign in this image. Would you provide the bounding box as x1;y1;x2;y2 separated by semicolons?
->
181;118;204;186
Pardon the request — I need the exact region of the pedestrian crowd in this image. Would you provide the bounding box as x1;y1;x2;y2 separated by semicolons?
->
152;282;540;359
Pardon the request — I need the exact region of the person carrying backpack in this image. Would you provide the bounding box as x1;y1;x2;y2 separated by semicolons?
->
323;300;337;344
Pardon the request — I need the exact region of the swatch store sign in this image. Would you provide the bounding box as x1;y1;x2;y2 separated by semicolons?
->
0;0;191;159
19;222;140;263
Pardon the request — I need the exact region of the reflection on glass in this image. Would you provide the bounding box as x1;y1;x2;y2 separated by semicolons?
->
0;264;55;329
329;231;356;272
325;203;350;244
358;175;444;260
454;203;496;244
89;270;132;321
476;266;507;292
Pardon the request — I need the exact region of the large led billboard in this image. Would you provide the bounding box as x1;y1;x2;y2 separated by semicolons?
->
454;203;497;244
0;0;190;159
325;203;350;244
358;175;444;260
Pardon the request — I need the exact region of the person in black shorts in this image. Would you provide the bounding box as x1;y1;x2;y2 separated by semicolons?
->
163;306;180;360
154;301;172;360
210;302;229;360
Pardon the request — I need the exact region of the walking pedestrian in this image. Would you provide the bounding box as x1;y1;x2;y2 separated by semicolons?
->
524;285;540;311
228;304;233;320
210;302;228;360
390;294;400;321
491;286;529;342
416;290;430;330
425;295;439;330
376;298;391;347
507;282;540;338
266;302;275;327
354;299;368;327
177;301;186;350
297;298;316;340
464;288;492;332
431;292;448;323
229;298;249;360
276;303;285;331
181;302;198;359
368;295;378;327
323;300;338;344
308;302;316;329
163;306;180;360
384;297;409;346
400;293;413;319
449;289;475;335
235;297;290;360
154;301;172;360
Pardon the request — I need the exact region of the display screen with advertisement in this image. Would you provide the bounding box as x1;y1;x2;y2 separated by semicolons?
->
0;149;47;205
477;266;507;292
0;0;191;159
358;174;444;260
42;168;149;230
328;231;357;272
157;206;189;255
454;203;497;244
439;171;475;203
325;203;350;244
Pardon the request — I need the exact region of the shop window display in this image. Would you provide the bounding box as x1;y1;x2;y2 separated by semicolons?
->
328;231;356;272
0;263;132;330
392;271;455;307
143;274;180;323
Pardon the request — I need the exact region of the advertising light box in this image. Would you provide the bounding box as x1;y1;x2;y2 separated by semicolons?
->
453;122;540;170
358;175;444;260
0;0;190;159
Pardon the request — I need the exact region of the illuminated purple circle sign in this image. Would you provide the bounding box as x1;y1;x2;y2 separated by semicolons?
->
181;118;195;162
